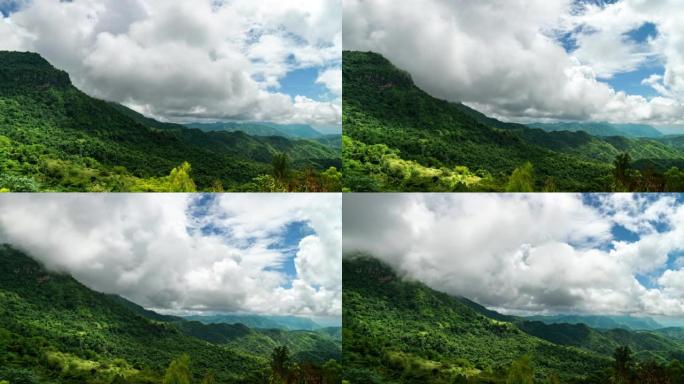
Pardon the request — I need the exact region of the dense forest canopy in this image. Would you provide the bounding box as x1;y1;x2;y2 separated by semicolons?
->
0;51;341;192
342;256;684;383
0;246;341;383
341;51;684;192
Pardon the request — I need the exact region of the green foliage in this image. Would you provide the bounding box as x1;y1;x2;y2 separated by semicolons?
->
163;355;191;384
506;162;534;192
342;256;610;383
0;51;340;191
343;255;684;383
506;355;534;384
342;50;684;192
0;246;340;384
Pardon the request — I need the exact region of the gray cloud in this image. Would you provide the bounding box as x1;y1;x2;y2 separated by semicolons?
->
0;0;341;126
343;0;684;124
343;193;684;317
0;194;342;317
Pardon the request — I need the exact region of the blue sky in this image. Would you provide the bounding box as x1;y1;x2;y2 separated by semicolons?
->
276;67;336;102
186;194;315;291
558;19;662;98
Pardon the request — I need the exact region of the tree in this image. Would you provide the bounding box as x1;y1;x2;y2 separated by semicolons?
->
507;355;534;384
612;153;632;191
506;162;534;192
612;346;635;384
664;167;684;192
322;359;342;384
201;371;216;384
270;346;291;383
272;153;290;183
164;354;191;384
167;162;197;192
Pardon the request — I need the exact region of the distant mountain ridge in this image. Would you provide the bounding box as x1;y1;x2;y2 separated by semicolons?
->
528;122;664;138
184;121;325;139
525;314;663;331
183;314;323;331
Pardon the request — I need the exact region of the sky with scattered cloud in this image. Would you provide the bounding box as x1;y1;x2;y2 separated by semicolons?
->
0;0;341;132
343;0;684;131
0;194;342;322
344;193;684;321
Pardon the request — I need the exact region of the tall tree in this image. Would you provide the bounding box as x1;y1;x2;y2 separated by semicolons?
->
612;153;632;191
507;355;534;384
506;162;535;192
270;346;291;383
272;153;290;183
612;346;635;384
164;354;192;384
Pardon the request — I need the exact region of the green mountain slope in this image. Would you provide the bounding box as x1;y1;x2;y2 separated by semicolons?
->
342;51;684;192
516;321;684;362
342;256;609;383
0;51;340;192
0;245;341;383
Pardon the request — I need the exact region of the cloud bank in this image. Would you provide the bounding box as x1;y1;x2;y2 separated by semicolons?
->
0;0;341;127
343;0;684;125
0;194;342;317
343;193;684;317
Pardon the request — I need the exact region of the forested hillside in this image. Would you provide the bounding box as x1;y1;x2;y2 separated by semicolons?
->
342;51;684;192
0;245;341;383
0;51;341;192
342;256;684;383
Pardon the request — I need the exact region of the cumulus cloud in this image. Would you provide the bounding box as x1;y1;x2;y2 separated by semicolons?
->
0;0;341;127
342;0;684;124
343;193;684;317
0;194;342;317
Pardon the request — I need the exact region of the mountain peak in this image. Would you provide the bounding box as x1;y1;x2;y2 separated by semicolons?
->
342;50;414;90
0;50;71;92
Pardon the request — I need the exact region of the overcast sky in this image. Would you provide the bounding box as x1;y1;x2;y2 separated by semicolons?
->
344;193;684;320
0;0;341;132
0;194;341;321
344;0;684;130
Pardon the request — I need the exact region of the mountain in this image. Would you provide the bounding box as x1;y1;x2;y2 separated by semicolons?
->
525;314;662;331
342;51;684;192
0;245;341;384
183;314;322;331
184;122;324;139
343;255;684;383
0;51;340;192
528;122;664;138
342;256;609;383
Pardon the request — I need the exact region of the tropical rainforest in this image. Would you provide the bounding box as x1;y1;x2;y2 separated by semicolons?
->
342;51;684;192
0;245;342;383
342;256;684;383
0;51;341;192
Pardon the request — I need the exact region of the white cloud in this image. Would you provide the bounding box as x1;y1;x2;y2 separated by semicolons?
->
342;0;684;124
0;0;341;126
343;193;684;317
0;193;342;317
316;67;342;97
